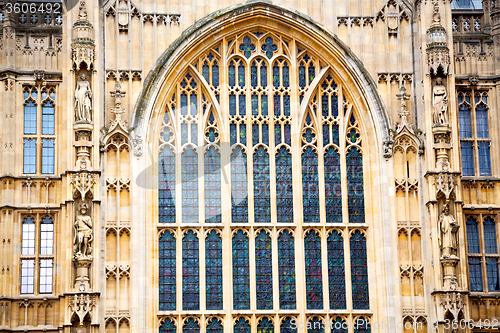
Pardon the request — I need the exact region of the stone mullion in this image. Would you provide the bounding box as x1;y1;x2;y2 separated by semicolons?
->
249;227;256;311
320;227;329;311
199;228;206;312
198;88;205;227
317;88;327;228
269;61;277;226
338;86;348;227
344;229;353;323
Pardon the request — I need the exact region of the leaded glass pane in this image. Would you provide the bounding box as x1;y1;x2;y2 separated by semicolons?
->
256;231;273;309
182;147;199;223
159;147;176;223
325;148;342;223
234;318;250;333
23;139;36;174
21;259;35;294
328;231;346;309
476;103;489;138
40;216;54;255
205;147;221;223
24;100;37;135
459;103;472;138
206;231;223;309
353;318;371;333
304;231;323;309
461;142;474;176
182;231;199;310
39;259;53;294
308;317;324;333
466;217;480;254
159;231;176;311
42;100;55;135
257;318;274;333
302;147;319;223
469;257;483;291
160;319;176;333
231;147;248;223
207;319;223;333
22;216;35;255
487;258;500;292
183;318;200;333
276;147;293;223
484;217;497;254
331;318;347;333
347;149;364;223
351;231;369;309
278;230;296;309
478;141;491;176
233;230;250;309
280;317;297;333
254;147;271;223
41;139;55;174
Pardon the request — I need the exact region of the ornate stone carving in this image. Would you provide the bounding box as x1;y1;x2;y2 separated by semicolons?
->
132;135;143;157
34;70;45;81
440;292;465;319
435;172;457;201
68;293;95;325
74;204;93;260
432;78;449;125
71;171;96;200
71;0;95;70
109;82;127;129
426;4;450;75
75;73;92;123
438;204;459;259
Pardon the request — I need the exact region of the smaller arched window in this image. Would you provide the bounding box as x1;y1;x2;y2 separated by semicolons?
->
182;147;199;224
257;317;274;333
22;216;36;255
253;147;271;223
304;231;323;309
308;316;324;333
206;318;223;333
280;317;297;333
276;147;293;223
328;231;345;309
255;231;273;309
233;230;250;309
278;230;296;309
331;318;347;333
160;319;176;333
231;147;248;223
350;231;369;310
204;146;221;223
205;231;223;310
302;147;319;223
159;231;176;311
182;231;199;310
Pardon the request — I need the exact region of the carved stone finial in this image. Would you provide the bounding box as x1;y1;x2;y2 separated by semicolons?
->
396;85;411;124
79;0;88;21
432;2;441;25
110;81;126;121
382;137;394;159
69;293;95;325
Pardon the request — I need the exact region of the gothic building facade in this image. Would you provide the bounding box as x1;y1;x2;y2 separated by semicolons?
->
0;0;499;332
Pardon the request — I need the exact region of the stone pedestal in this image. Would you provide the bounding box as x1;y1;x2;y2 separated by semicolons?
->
74;257;92;291
441;257;459;290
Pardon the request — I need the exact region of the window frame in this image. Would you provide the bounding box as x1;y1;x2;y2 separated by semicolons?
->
19;213;56;295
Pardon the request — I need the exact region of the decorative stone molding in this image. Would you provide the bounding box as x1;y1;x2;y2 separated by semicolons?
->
440;292;465;318
70;171;96;200
68;293;96;325
71;0;95;70
131;135;143;157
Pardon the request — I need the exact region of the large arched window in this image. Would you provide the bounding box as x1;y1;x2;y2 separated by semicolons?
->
157;29;370;330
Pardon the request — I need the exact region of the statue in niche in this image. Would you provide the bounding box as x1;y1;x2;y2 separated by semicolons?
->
74;204;93;259
432;77;449;125
75;73;92;123
438;203;459;258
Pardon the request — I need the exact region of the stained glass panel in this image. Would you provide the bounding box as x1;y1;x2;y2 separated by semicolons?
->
182;147;199;223
278;230;296;309
205;146;221;223
231;147;248;223
207;319;223;333
308;317;324;333
257;318;274;333
233;230;250;309
234;318;251;333
324;148;342;223
302;147;319;223
304;231;323;309
350;231;369;310
206;231;223;309
347;149;365;223
256;231;273;309
254;147;271;223
159;231;176;311
281;317;297;333
182;231;199;310
183;318;200;333
328;231;346;309
331;318;347;333
159;147;176;223
276;147;293;222
160;319;176;333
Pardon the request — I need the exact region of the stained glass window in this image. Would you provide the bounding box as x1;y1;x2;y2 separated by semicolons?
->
331;318;347;333
324;148;342;223
347;149;364;223
466;217;480;253
351;231;369;309
328;231;346;309
302;147;319;223
183;318;200;333
207;318;223;333
233;230;250;309
234;318;251;333
280;317;297;333
182;147;199;223
276;147;293;223
231;147;248;223
483;217;497;254
182;230;199;310
160;319;176;333
206;230;223;310
308;317;324;333
159;147;176;223
257;318;274;333
205;147;221;223
159;231;176;311
304;231;323;309
278;230;296;309
353;318;370;333
254;147;271;223
256;231;273;309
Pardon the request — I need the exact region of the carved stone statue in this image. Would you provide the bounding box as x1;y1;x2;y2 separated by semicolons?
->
433;77;449;125
438;204;459;258
75;73;92;123
74;204;93;259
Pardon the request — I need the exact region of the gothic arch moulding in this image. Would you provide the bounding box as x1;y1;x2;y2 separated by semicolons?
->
131;0;390;146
